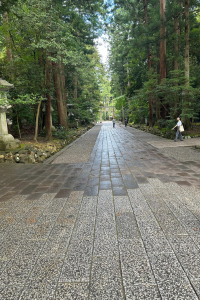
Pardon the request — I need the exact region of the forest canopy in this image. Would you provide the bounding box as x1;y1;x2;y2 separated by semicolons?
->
0;0;107;140
1;0;200;140
108;0;200;129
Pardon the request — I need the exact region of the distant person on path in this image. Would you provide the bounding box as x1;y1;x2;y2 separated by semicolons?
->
119;120;121;126
172;117;184;142
112;118;116;128
125;119;127;127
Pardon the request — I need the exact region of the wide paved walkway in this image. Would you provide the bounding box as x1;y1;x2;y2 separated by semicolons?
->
0;122;200;299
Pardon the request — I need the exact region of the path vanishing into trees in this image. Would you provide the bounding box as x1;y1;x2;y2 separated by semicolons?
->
1;122;200;299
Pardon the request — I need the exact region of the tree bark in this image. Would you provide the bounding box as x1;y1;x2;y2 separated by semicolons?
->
34;97;42;142
3;12;12;62
184;0;191;129
16;112;21;139
74;73;78;100
45;56;53;141
52;62;67;128
143;0;153;127
60;62;68;128
160;0;167;119
174;16;180;71
185;0;189;86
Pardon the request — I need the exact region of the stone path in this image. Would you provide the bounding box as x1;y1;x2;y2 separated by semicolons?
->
0;122;200;299
124;125;200;163
51;125;102;164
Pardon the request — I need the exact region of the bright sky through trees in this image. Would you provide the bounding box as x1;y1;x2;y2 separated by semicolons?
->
96;0;113;65
96;36;109;65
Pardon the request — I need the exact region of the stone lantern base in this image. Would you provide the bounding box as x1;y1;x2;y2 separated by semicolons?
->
0;134;21;151
0;78;21;150
0;110;20;150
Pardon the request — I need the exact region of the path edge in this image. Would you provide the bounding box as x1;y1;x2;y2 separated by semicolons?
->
44;124;101;165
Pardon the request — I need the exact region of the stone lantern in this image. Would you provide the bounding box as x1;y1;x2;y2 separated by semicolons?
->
0;78;21;150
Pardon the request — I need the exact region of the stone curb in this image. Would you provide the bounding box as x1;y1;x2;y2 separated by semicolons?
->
44;124;100;165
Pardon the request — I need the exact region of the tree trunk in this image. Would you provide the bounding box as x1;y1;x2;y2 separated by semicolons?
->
52;62;67;128
143;0;153;127
173;12;181;119
60;62;68;128
174;16;180;71
3;12;12;62
74;73;78;100
184;0;190;129
185;0;189;86
44;56;53;141
16;112;21;139
34;97;42;142
160;0;167;119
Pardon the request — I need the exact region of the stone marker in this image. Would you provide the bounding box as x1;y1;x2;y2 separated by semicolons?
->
0;78;21;150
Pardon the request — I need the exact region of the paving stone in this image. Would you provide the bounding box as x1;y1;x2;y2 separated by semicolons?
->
149;253;198;299
111;177;123;186
124;181;138;189
0;241;44;287
116;212;140;239
42;198;67;215
55;283;89;300
89;256;124;300
113;186;127;196
142;233;173;254
19;256;62;299
157;282;198;300
124;284;161;300
0;285;23;300
99;181;112;190
84;186;98;196
191;280;200;298
0;195;26;210
2;123;200;299
60;237;93;282
73;216;96;238
55;189;72;198
168;236;200;281
183;219;200;235
40;225;72;258
93;235;118;257
19;184;38;195
119;239;156;285
114;196;132;213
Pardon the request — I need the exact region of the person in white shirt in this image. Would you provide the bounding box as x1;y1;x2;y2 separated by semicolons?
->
172;117;183;142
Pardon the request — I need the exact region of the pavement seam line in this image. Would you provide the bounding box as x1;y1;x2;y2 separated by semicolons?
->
113;193;127;300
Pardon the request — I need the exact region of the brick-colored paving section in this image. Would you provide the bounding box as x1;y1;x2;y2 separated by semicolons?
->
0;122;200;299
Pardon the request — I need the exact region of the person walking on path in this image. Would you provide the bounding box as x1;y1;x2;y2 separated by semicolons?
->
112;118;116;128
172;117;184;142
119;120;121;126
125;119;127;127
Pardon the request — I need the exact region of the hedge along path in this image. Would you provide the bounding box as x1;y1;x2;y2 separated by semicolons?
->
51;124;102;164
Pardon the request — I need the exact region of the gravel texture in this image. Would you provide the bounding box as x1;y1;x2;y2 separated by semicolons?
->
51;125;102;164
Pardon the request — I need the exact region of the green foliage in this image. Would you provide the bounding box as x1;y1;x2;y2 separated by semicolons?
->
0;0;106;135
108;0;200;128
